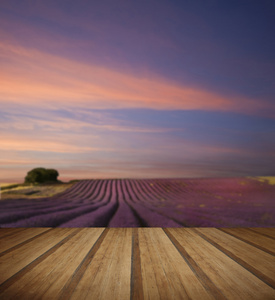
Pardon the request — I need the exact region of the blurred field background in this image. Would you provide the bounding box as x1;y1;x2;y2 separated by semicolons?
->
0;177;274;227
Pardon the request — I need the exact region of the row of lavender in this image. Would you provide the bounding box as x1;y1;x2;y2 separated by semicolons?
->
0;178;274;227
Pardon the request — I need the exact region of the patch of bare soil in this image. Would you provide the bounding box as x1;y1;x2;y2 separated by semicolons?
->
1;182;76;200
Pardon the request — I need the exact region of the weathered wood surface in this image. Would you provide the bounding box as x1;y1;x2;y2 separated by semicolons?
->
0;228;274;299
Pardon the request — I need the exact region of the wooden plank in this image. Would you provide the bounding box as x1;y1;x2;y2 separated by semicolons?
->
70;228;132;300
168;228;275;300
0;228;51;255
139;228;214;300
0;227;274;300
163;228;226;300
195;228;275;289
0;228;105;300
130;228;143;300
0;228;28;239
249;228;275;239
59;228;108;300
0;228;77;286
220;228;275;255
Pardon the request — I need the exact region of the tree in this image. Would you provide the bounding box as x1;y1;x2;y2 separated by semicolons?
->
24;167;59;184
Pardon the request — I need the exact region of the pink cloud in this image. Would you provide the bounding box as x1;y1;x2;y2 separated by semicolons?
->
0;41;272;116
1;135;103;154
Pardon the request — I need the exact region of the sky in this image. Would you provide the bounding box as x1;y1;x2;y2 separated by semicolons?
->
0;0;275;182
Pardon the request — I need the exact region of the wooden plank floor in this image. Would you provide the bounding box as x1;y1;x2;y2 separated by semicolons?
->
0;228;274;299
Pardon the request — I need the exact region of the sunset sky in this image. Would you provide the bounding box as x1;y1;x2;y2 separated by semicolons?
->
1;0;275;182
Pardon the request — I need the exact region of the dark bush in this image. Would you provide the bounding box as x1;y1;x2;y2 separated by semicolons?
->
24;167;59;184
46;169;59;181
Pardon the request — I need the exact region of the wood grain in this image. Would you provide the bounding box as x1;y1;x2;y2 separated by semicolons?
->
0;228;51;256
171;228;275;299
249;227;275;239
130;228;143;300
0;228;274;300
195;228;275;289
0;228;77;286
139;228;214;299
0;228;28;239
70;228;132;300
219;228;275;255
1;228;104;300
59;228;107;300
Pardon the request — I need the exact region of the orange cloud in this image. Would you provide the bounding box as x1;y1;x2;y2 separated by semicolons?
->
1;136;105;153
0;41;270;116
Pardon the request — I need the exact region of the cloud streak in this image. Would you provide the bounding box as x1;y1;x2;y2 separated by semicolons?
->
0;107;179;136
1;137;101;153
1;41;272;117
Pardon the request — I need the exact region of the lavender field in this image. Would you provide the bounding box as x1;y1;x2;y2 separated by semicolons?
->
0;177;274;227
